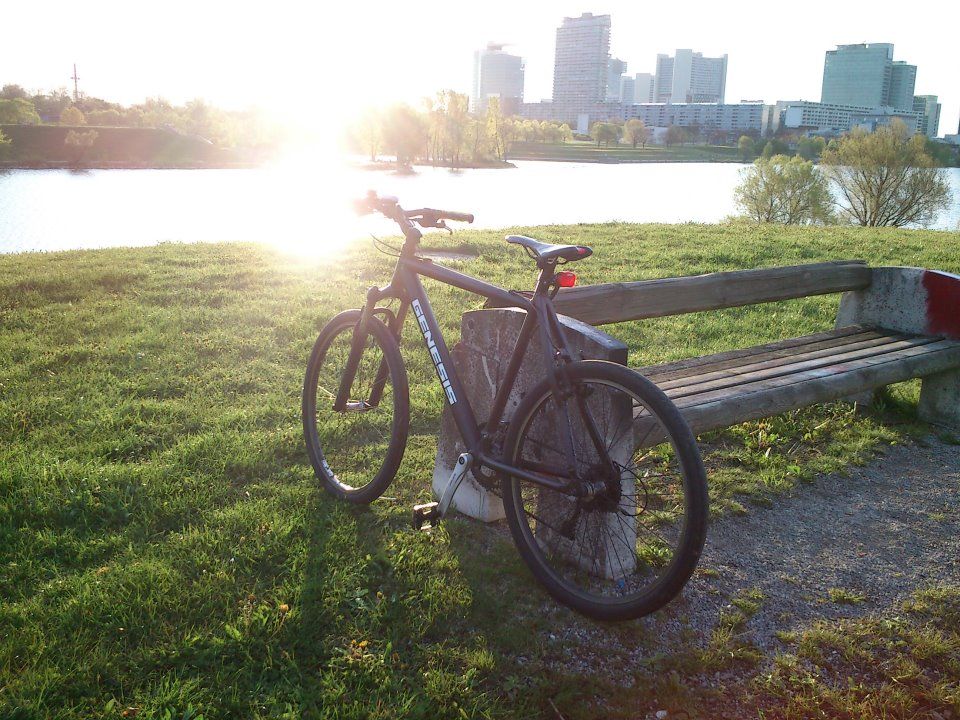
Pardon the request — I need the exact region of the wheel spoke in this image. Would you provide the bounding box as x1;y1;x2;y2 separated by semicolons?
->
504;371;706;619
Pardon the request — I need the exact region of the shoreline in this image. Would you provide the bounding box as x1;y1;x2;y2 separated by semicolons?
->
0;160;265;170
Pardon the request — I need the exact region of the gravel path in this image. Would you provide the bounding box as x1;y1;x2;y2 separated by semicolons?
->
673;434;960;648
541;435;960;681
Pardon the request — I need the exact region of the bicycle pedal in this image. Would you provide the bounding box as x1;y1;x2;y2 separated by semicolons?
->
412;502;441;531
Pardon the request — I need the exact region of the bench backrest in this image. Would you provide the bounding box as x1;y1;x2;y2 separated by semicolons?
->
549;260;873;326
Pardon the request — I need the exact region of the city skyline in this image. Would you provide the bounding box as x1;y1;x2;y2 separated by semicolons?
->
1;1;956;138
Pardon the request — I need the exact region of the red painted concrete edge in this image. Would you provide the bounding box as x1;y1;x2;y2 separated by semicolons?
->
923;270;960;340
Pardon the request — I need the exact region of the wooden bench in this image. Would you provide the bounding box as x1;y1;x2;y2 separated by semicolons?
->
433;260;960;521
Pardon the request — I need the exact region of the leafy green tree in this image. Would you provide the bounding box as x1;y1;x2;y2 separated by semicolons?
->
352;108;382;161
442;91;469;165
923;136;959;168
122;107;145;127
86;108;121;126
820;121;951;227
381;104;428;167
734;155;834;225
31;88;71;120
590;122;620;148
760;138;792;159
0;98;42;124
624;119;650;148
664;125;687;146
466;116;490;163
485;97;509;161
60;105;85;126
796;136;826;161
1;84;28;100
738;135;754;161
65;129;99;164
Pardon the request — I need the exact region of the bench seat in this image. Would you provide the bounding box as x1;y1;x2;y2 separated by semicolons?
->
632;324;960;445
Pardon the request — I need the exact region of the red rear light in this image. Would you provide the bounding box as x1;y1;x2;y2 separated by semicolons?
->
556;271;577;288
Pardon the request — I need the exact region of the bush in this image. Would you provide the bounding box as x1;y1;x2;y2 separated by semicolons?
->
820;121;951;227
734;155;834;225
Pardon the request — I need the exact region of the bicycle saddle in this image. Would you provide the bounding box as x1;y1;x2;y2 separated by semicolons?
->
505;235;593;265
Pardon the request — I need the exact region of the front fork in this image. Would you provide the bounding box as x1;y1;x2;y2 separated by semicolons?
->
333;286;407;412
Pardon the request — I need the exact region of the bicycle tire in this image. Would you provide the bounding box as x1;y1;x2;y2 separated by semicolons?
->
302;310;410;503
501;360;708;621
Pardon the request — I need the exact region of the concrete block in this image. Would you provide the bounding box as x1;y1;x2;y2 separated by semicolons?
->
837;267;960;340
919;369;960;430
837;267;960;406
432;307;627;522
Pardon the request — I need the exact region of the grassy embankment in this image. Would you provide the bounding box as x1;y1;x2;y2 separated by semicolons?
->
508;140;741;163
0;124;254;169
2;224;959;718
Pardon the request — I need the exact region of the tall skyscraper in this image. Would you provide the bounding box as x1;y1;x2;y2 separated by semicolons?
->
634;73;654;104
472;43;525;115
552;12;611;112
887;62;917;111
607;57;627;101
821;43;916;111
653;49;727;104
913;95;942;138
620;75;635;104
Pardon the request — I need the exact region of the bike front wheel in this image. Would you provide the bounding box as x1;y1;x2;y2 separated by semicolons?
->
302;310;410;503
501;361;708;621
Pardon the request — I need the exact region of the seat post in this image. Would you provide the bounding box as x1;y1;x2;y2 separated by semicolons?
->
534;262;556;297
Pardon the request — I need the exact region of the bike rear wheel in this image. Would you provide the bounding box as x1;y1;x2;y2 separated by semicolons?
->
501;361;707;621
302;310;410;503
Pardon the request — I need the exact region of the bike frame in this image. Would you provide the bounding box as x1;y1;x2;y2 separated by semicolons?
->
334;220;611;495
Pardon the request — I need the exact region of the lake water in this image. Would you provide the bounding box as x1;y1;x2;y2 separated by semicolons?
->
1;160;958;255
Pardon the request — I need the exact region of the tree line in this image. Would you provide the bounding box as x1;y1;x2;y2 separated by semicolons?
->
346;91;573;167
734;121;953;228
0;83;281;151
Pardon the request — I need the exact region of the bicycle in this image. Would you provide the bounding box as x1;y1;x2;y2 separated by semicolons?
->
302;191;708;620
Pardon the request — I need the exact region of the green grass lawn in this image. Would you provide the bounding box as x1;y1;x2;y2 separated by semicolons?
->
508;141;741;163
1;223;959;719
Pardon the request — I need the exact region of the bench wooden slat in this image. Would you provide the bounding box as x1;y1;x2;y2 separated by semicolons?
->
633;340;960;446
656;333;932;396
640;326;888;384
543;260;872;326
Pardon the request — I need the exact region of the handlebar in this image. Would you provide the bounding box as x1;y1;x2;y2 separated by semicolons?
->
354;191;474;227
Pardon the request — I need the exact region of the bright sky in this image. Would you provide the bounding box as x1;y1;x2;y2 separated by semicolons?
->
2;0;957;138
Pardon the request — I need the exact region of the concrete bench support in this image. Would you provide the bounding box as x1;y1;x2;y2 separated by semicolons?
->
837;267;960;429
432;307;627;521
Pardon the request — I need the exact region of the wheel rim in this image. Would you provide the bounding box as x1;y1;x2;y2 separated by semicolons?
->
510;378;692;606
310;323;398;494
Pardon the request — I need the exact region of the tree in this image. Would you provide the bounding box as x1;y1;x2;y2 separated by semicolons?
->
485;97;509;161
590;122;620;148
820;121;951;227
381;104;427;167
664;125;687;146
738;135;754;162
31;88;71;120
353;108;382;161
796;136;826;161
624;119;650;149
0;98;41;124
1;84;28;100
761;138;790;159
60;105;86;126
734;155;834;225
65;129;99;164
86;108;121;126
